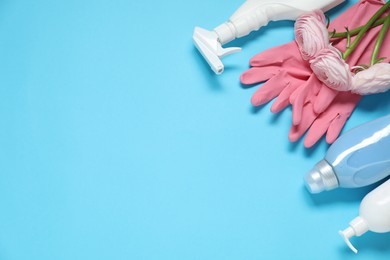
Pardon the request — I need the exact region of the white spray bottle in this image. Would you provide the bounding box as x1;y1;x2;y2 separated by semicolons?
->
193;0;344;74
339;178;390;253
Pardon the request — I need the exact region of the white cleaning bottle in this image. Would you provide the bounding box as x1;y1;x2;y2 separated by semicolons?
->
193;0;344;74
339;179;390;253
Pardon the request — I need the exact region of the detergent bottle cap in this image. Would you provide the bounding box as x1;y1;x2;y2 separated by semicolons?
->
339;216;369;254
304;160;339;193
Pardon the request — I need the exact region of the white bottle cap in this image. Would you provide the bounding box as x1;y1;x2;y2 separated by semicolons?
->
339;216;369;254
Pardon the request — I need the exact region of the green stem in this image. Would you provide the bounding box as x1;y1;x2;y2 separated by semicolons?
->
343;1;390;60
330;17;386;38
370;13;390;65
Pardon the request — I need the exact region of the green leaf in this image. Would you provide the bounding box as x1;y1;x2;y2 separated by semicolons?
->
375;57;387;64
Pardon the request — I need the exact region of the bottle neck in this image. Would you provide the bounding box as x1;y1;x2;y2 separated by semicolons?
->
214;22;237;45
304;159;339;193
350;216;369;236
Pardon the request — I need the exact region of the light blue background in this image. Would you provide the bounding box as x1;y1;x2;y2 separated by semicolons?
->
0;0;389;259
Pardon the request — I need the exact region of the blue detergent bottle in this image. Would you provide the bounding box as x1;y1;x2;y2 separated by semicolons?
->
305;114;390;193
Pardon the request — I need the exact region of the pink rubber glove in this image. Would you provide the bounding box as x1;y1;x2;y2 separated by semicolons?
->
241;0;390;147
240;41;332;125
289;93;361;147
291;0;390;147
242;0;386;119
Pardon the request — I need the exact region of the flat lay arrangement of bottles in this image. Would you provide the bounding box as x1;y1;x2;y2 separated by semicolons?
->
305;114;390;253
192;0;390;253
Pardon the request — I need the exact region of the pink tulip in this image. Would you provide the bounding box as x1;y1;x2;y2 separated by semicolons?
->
310;45;353;91
295;10;329;60
352;63;390;94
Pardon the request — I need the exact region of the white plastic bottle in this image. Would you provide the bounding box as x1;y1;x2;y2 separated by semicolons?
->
339;179;390;253
305;114;390;193
193;0;344;74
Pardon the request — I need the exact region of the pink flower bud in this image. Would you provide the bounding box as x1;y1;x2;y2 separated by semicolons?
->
310;46;353;91
295;10;329;60
352;63;390;94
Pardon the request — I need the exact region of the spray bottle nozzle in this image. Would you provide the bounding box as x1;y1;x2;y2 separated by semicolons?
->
193;27;241;74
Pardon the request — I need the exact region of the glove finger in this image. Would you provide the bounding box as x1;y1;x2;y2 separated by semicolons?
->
291;75;317;125
251;70;289;106
249;42;300;67
291;84;310;126
310;80;321;96
290;77;318;104
288;102;317;142
313;85;339;114
270;82;300;113
240;67;279;85
303;113;336;148
325;94;360;143
325;114;349;144
270;73;310;113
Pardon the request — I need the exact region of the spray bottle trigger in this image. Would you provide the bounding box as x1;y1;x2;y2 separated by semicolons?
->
217;45;241;58
193;27;241;74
